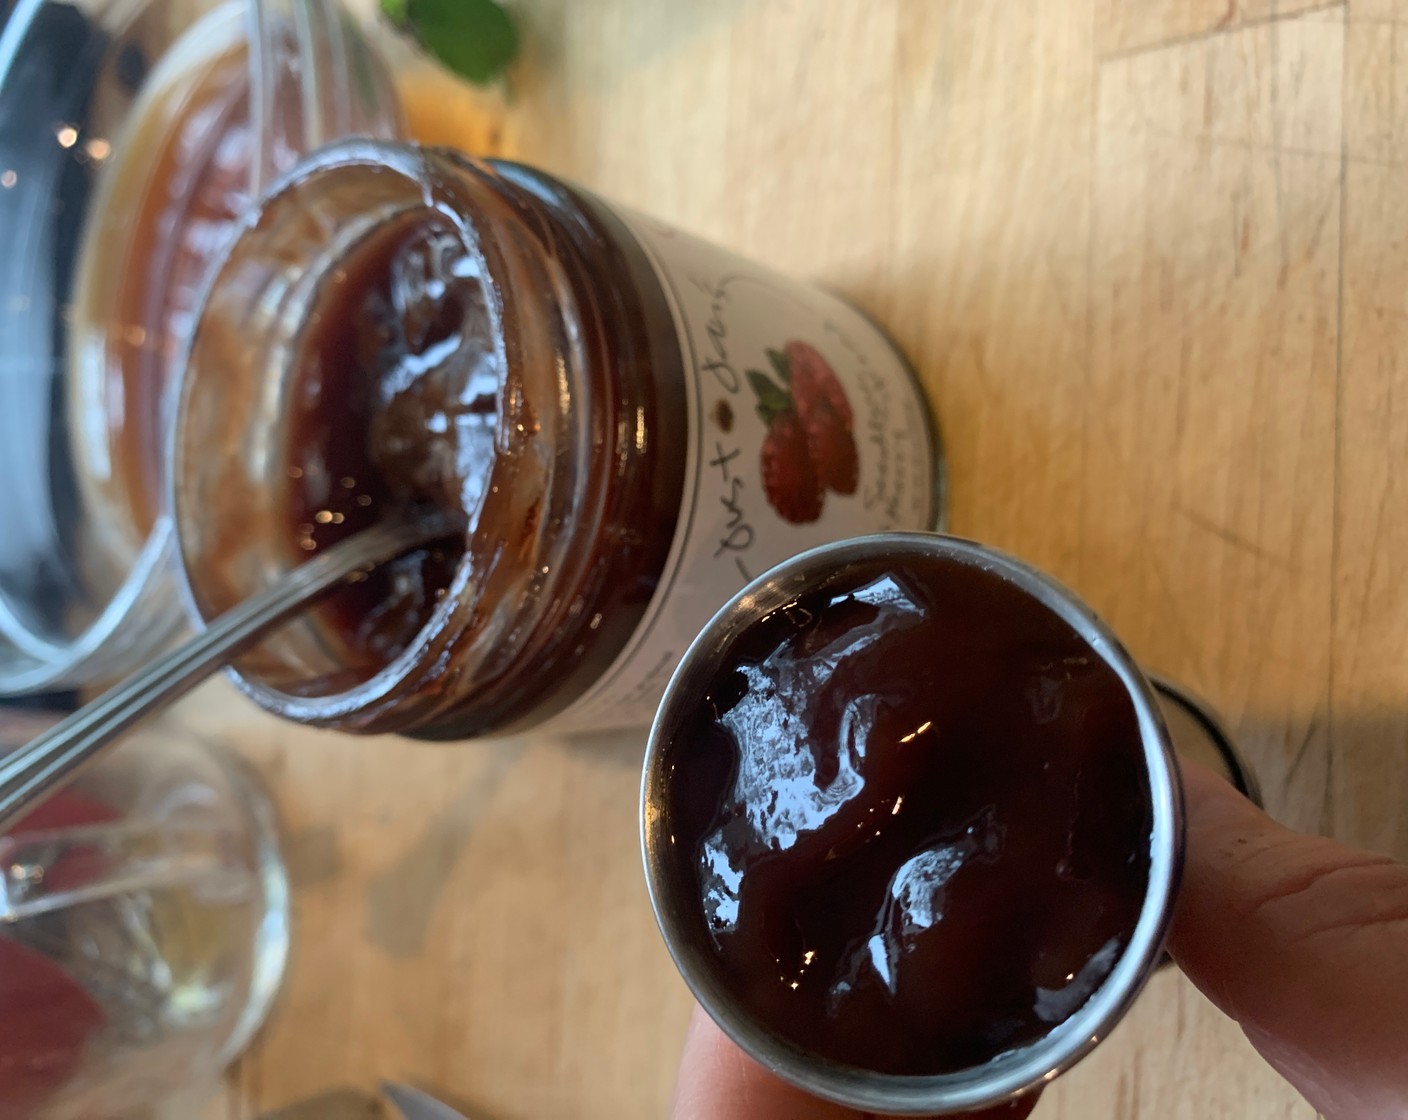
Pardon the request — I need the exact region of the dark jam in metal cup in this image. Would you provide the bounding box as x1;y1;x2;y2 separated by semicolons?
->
643;534;1184;1115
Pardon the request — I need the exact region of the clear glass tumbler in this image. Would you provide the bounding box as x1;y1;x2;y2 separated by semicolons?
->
0;0;402;694
0;714;288;1119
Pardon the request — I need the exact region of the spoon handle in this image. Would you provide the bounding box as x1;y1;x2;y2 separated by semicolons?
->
0;517;451;833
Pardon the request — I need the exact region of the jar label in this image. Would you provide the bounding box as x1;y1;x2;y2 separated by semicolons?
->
544;209;942;734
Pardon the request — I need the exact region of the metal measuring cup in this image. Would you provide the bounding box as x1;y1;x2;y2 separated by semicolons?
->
641;531;1258;1115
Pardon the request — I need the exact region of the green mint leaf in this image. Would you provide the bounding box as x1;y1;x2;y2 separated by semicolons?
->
380;0;408;26
746;369;793;426
405;0;519;85
767;347;790;383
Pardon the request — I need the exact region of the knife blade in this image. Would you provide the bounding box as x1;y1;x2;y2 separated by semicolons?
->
382;1081;471;1120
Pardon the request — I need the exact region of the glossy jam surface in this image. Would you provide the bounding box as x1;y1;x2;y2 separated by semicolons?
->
659;552;1153;1075
284;212;495;679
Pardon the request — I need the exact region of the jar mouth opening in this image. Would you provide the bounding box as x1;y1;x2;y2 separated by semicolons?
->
641;531;1184;1115
169;141;512;728
221;544;474;727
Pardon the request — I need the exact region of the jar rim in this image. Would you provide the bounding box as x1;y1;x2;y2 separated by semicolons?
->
168;141;488;727
168;140;617;735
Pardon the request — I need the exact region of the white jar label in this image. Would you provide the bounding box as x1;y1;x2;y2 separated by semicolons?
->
544;209;942;734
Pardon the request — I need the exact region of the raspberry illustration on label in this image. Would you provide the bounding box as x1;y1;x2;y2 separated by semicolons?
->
747;340;859;524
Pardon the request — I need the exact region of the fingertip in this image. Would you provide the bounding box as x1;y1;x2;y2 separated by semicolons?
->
1169;759;1408;1118
670;1003;1040;1120
671;1005;857;1120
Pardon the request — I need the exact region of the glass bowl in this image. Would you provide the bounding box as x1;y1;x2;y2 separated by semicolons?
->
0;0;402;694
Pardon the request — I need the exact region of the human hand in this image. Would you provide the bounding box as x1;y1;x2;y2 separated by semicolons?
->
670;1004;1038;1120
1169;760;1408;1119
671;761;1408;1119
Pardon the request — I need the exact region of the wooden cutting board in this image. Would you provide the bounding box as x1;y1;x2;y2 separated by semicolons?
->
194;3;1405;1117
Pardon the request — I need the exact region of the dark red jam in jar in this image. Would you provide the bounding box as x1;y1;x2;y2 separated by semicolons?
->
645;536;1171;1092
171;142;941;739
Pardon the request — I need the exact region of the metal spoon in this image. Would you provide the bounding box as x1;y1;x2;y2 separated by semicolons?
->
0;516;455;832
383;1081;472;1120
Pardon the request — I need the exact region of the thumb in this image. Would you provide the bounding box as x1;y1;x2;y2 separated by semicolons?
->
1169;761;1408;1120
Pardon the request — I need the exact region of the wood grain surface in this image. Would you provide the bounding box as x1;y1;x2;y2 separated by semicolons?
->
189;2;1408;1117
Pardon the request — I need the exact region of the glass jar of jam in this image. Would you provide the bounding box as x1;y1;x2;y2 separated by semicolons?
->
642;532;1256;1114
170;141;943;739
